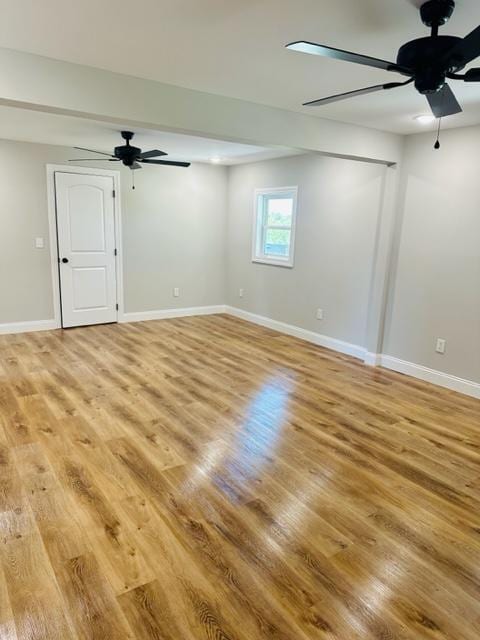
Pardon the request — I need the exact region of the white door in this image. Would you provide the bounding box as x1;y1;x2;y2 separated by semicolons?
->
55;172;118;328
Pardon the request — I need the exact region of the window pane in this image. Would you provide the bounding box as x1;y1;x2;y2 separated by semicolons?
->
254;187;297;266
264;228;291;257
266;198;293;226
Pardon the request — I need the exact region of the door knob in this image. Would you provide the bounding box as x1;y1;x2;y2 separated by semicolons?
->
61;258;69;263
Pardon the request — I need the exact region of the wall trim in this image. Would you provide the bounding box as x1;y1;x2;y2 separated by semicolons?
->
378;354;480;400
225;306;366;360
120;305;227;323
0;306;226;334
0;319;59;335
364;351;382;366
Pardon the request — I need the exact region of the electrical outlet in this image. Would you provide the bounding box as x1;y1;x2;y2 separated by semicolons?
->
239;288;244;298
35;237;44;249
316;308;324;320
435;338;446;354
173;287;180;298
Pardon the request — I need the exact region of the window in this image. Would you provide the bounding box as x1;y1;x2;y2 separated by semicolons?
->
252;187;298;267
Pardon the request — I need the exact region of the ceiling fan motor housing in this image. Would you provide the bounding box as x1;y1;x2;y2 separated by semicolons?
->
397;35;464;93
114;144;142;166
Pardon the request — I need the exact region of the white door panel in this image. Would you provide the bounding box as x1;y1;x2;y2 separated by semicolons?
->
72;267;108;310
68;187;107;252
55;172;117;328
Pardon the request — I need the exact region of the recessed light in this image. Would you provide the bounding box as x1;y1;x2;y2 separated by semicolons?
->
210;157;222;164
414;114;435;125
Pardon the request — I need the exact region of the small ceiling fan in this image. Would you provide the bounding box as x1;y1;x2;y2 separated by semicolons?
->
286;0;480;118
69;130;191;171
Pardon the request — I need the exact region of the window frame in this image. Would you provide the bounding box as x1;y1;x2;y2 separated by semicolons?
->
252;186;298;268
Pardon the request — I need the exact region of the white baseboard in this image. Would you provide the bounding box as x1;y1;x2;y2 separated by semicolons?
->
120;305;227;324
379;354;480;399
225;306;366;360
0;319;59;335
0;306;226;334
364;351;382;366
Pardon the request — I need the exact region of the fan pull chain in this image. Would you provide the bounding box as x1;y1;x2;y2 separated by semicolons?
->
132;170;135;190
434;116;442;150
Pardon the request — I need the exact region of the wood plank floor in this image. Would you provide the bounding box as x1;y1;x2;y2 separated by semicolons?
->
0;314;479;640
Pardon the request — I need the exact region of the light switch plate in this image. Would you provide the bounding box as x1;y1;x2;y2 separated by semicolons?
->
435;338;446;354
35;237;44;249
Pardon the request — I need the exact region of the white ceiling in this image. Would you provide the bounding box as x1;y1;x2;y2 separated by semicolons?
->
0;106;299;164
0;0;480;134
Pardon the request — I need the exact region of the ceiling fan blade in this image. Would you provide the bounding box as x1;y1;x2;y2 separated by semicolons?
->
141;159;191;167
68;158;121;162
286;41;411;74
443;25;480;68
464;68;480;82
130;162;142;170
73;146;115;157
426;84;462;118
138;149;168;159
303;80;411;107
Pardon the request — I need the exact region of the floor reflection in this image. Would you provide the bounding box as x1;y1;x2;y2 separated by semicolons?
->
179;376;293;499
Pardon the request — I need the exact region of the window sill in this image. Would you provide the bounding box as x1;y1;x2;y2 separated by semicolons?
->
252;258;294;269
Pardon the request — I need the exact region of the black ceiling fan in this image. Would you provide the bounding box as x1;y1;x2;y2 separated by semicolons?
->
286;0;480;118
69;130;191;170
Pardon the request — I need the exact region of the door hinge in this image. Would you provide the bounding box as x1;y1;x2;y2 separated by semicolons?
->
116;303;119;311
112;189;116;198
114;248;117;256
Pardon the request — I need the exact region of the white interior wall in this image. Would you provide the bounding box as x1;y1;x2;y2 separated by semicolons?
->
383;125;480;384
226;154;386;349
0;139;58;323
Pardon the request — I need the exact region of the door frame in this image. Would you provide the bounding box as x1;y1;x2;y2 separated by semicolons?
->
46;164;124;328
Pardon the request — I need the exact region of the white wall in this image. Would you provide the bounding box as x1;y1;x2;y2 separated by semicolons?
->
383;125;480;384
0;140;56;323
0;138;227;324
120;159;226;313
226;154;386;348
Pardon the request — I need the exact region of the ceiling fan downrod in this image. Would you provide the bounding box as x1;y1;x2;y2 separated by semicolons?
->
420;0;455;37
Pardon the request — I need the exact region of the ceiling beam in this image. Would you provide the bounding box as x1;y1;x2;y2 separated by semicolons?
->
0;47;403;164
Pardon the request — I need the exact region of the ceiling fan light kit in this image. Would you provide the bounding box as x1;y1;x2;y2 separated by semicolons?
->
69;130;191;189
286;0;480;148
